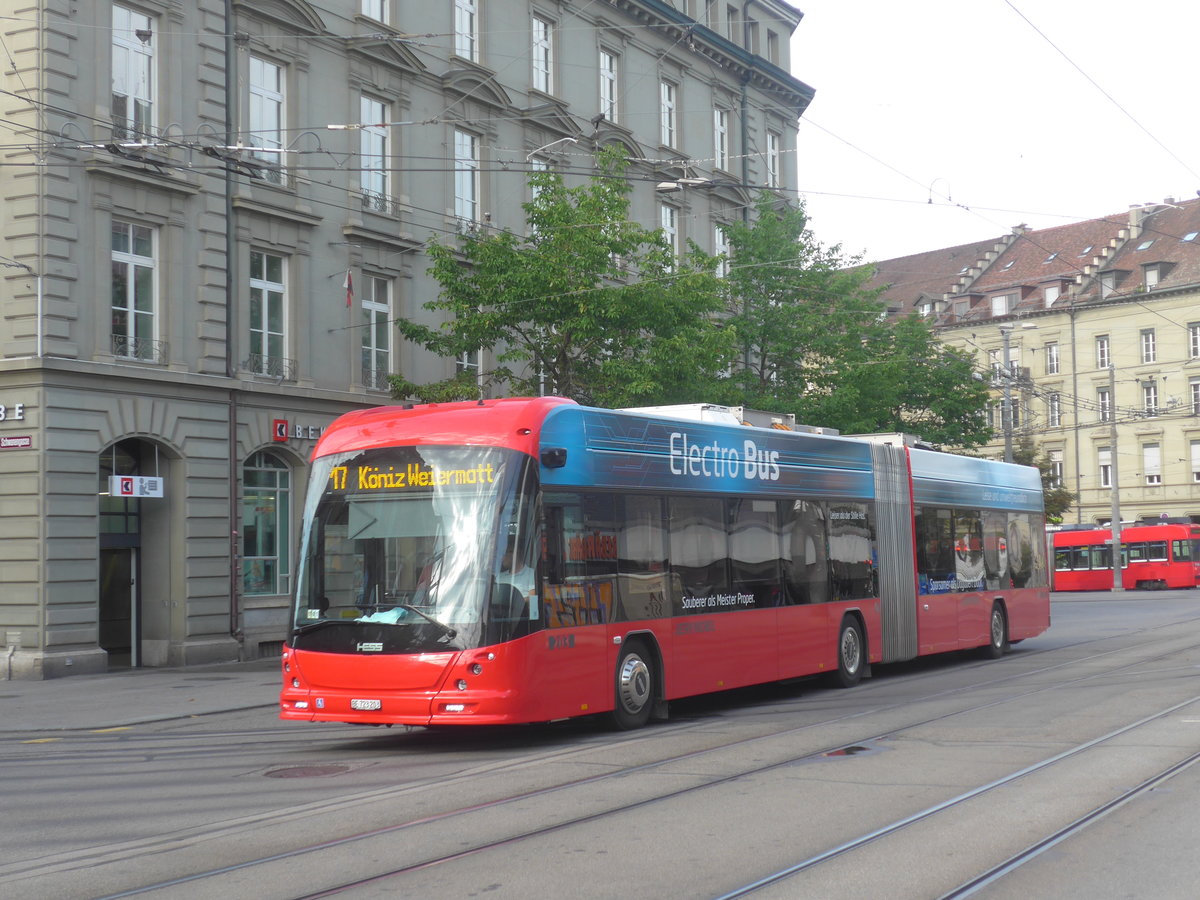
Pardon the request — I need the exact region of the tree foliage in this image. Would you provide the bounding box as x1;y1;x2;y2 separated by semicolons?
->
1013;434;1076;523
713;194;992;447
390;147;735;407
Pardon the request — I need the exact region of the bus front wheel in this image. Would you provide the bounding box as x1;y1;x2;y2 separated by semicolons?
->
834;618;865;688
612;641;655;730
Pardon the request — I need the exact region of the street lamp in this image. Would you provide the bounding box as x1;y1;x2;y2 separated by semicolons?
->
998;321;1036;463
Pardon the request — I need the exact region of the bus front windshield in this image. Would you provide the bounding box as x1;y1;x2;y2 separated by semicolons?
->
292;445;535;653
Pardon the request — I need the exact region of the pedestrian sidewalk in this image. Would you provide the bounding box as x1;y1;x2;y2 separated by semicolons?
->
0;657;281;734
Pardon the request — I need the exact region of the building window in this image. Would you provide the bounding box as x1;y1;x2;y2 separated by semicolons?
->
361;274;391;391
248;56;285;184
1192;377;1200;415
111;221;156;360
1099;271;1115;299
455;0;479;62
1044;284;1060;307
1190;322;1200;359
1140;328;1156;363
1142;381;1158;417
531;15;553;93
1098;446;1112;488
454;128;480;224
660;202;679;263
1144;265;1160;290
458;347;482;386
111;4;154;139
1143;443;1161;485
766;30;779;65
361;0;387;22
1045;341;1059;375
991;293;1015;317
249;250;286;376
242;452;291;596
360;95;390;212
1097;387;1111;423
659;80;677;147
599;49;618;121
765;130;781;188
714;224;730;278
1096;334;1110;369
1192;440;1200;483
1047;392;1061;427
713;107;729;170
1049;449;1064;489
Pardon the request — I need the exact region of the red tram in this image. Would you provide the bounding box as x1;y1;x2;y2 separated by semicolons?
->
1052;522;1200;591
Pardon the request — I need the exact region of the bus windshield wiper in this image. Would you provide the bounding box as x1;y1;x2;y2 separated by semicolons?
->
395;605;457;640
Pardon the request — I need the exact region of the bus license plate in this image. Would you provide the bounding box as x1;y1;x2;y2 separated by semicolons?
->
350;698;382;711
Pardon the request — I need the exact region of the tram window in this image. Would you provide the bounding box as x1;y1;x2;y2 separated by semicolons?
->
1069;546;1090;570
1089;545;1112;569
1173;539;1193;562
1125;542;1149;563
1146;540;1168;561
1054;547;1072;571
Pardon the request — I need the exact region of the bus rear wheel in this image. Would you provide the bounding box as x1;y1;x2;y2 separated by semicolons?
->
983;602;1009;659
612;641;655;730
834;617;864;688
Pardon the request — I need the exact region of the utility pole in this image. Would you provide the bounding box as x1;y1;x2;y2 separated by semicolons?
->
1001;325;1014;463
1108;363;1123;591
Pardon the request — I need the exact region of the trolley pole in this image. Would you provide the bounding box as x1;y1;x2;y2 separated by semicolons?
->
1108;364;1123;592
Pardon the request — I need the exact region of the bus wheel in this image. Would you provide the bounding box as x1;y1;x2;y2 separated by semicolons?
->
834;618;864;688
612;641;655;730
983;602;1008;659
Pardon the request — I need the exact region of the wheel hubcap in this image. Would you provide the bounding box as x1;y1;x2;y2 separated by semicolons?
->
618;655;651;714
991;611;1004;646
841;629;861;673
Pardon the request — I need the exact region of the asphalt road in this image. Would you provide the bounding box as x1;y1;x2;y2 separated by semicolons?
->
2;589;1198;899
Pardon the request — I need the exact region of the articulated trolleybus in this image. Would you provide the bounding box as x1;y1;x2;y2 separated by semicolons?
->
281;398;1049;729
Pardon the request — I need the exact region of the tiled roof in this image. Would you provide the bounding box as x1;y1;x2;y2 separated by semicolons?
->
869;197;1200;324
863;238;1007;316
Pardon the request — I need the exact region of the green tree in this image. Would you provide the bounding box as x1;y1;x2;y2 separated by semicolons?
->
1013;435;1076;523
390;148;735;407
715;194;991;447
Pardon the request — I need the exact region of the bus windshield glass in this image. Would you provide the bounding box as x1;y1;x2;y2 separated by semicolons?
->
292;445;527;652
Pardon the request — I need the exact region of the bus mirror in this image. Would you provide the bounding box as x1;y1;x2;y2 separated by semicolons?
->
540;447;567;469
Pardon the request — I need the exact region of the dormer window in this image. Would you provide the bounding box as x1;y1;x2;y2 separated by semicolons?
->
991;292;1016;317
1144;264;1160;290
1100;271;1116;299
1044;284;1060;307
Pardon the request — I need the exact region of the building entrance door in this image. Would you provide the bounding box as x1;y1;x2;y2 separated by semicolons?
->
99;548;138;666
99;440;146;668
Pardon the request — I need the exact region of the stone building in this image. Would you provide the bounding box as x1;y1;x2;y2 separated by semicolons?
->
870;198;1200;528
0;0;812;678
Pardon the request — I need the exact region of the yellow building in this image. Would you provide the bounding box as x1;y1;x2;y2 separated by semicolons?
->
871;199;1200;526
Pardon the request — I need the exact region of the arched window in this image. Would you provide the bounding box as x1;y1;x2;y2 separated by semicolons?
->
243;451;291;595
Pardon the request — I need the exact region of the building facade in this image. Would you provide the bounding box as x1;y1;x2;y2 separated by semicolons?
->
0;0;813;678
870;199;1200;529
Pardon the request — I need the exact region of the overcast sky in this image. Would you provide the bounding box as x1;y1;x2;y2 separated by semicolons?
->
789;0;1200;262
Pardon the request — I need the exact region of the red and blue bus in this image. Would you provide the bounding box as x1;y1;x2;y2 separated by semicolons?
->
1051;522;1200;591
280;397;1049;729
